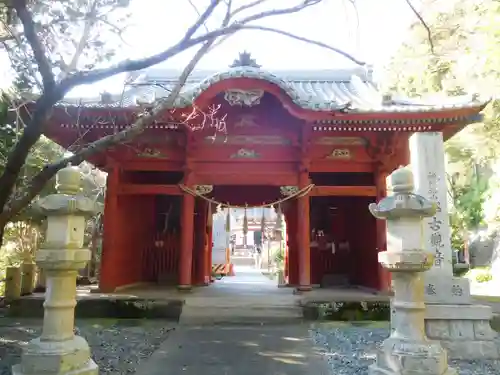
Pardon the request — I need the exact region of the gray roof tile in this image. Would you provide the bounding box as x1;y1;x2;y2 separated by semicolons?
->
59;66;487;113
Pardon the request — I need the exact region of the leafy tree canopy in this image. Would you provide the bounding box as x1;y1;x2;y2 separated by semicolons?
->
385;0;500;163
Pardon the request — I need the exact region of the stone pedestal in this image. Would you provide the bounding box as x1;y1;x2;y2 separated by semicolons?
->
425;304;499;359
410;132;499;359
5;266;21;301
369;167;456;375
21;262;36;295
12;165;102;375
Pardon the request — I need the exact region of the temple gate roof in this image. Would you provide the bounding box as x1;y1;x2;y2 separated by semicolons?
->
59;59;487;114
41;53;490;170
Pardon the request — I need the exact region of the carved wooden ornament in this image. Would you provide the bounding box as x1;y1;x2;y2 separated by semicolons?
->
194;185;213;195
280;186;299;196
326;148;351;159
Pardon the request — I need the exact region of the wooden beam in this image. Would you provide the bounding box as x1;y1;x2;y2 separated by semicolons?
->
117;184;182;195
309;162;373;173
192;162;297;174
119;161;184;171
193;173;298;186
310;185;377;197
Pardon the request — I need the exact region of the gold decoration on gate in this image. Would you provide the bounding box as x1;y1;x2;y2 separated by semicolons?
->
230;148;260;159
326;148;351;159
280;186;299;196
137;148;168;159
194;185;213;195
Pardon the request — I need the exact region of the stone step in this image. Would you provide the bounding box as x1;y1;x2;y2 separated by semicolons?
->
179;305;303;325
8;296;184;320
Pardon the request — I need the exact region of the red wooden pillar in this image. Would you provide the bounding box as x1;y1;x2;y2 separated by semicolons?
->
192;200;202;285
179;193;195;290
99;167;120;293
195;201;208;285
283;209;290;282
287;205;298;285
206;226;213;281
297;172;311;291
205;204;213;283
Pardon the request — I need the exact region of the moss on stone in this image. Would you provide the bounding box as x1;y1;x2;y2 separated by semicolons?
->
302;301;390;321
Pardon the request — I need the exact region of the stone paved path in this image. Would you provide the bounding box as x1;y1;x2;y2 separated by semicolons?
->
134;324;330;375
179;265;303;325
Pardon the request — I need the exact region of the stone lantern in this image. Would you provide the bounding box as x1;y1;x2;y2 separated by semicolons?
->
368;167;456;375
12;165;101;375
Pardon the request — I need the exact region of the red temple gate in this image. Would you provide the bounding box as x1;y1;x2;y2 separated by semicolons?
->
40;53;486;293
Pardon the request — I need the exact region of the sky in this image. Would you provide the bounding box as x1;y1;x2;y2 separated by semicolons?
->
120;0;418;67
40;0;423;96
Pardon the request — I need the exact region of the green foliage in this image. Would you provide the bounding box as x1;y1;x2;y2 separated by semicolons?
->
450;173;489;229
0;89;103;284
476;271;493;283
465;266;493;284
386;0;500;251
0;91;65;198
274;249;284;266
447;169;488;252
385;0;500;161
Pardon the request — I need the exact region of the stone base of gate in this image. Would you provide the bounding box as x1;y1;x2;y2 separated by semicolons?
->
425;304;500;360
368;337;457;375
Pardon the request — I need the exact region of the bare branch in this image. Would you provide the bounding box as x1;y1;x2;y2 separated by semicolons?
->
95;15;129;45
404;0;434;54
231;0;267;17
0;0;368;224
58;0;223;90
12;0;56;91
61;0;362;91
5;42;216;219
59;0;100;79
183;0;222;41
0;1;220;215
186;0;211;33
241;24;365;66
235;0;321;24
221;0;233;26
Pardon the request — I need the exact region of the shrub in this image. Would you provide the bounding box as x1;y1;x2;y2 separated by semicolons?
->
476;271;493;283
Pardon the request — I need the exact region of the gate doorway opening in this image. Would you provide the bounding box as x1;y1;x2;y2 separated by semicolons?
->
98;182;381;295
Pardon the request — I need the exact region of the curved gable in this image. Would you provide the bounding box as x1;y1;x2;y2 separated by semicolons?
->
181;66;352;111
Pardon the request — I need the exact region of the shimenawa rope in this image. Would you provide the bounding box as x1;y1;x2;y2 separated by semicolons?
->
178;184;314;209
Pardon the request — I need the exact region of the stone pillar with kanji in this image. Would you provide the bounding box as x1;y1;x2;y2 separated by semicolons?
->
368;166;456;375
12;165;101;375
410;132;499;359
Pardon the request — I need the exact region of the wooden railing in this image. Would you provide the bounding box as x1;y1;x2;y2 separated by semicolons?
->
142;232;180;283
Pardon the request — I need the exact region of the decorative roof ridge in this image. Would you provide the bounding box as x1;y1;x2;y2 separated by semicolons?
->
127;66;372;85
177;65;352;111
50;68;489;114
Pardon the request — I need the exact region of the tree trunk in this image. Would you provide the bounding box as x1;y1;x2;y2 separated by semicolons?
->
0;221;5;250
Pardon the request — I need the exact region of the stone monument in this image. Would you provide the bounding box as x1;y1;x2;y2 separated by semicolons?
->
410;132;499;359
368;167;456;375
12;165;101;375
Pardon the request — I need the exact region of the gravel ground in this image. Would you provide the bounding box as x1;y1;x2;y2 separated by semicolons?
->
0;319;174;375
310;324;500;375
